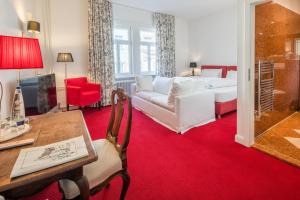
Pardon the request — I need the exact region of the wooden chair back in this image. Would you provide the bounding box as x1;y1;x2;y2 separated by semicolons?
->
106;88;132;169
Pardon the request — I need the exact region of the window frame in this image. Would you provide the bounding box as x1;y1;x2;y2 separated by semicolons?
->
113;22;156;79
138;28;157;75
113;25;133;78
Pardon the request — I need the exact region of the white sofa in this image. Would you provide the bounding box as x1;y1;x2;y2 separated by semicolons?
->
131;76;216;133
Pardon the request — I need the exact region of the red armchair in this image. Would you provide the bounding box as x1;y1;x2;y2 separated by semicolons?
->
64;77;101;111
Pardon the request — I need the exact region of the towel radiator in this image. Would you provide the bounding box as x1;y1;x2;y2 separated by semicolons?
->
255;61;275;117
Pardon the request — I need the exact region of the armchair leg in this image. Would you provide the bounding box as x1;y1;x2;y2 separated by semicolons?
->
67;104;70;111
120;172;130;200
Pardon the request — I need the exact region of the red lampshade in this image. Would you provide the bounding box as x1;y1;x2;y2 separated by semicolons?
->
0;35;43;69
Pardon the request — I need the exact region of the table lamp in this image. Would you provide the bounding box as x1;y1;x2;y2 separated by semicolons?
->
57;53;74;79
27;21;40;35
0;35;43;124
27;20;41;76
190;62;197;76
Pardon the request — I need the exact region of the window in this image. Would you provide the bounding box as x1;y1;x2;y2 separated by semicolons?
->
140;30;156;73
113;24;156;78
113;28;131;75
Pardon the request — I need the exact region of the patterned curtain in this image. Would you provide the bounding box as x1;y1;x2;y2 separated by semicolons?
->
88;0;114;106
153;13;176;78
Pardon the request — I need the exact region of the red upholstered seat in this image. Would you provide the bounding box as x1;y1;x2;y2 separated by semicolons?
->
64;77;101;110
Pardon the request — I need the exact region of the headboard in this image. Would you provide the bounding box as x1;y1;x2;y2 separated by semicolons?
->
201;65;237;78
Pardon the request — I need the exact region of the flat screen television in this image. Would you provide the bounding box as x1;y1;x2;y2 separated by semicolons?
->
20;74;57;116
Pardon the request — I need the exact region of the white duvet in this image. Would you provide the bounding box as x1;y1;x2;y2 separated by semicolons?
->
177;77;237;89
205;78;237;89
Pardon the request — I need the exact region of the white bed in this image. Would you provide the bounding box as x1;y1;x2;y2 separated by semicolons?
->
211;86;237;103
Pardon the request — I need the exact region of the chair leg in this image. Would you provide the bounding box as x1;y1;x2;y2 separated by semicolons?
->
120;172;130;200
67;104;70;111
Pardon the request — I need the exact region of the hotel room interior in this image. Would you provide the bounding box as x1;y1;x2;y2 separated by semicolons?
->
0;0;300;199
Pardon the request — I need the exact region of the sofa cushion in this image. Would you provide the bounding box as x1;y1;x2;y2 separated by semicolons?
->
151;95;174;112
153;76;174;95
168;78;194;105
136;91;164;101
135;75;153;92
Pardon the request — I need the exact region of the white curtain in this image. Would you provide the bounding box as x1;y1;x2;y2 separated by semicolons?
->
153;13;176;78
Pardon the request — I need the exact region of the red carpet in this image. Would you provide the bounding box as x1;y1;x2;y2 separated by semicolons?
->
24;107;300;200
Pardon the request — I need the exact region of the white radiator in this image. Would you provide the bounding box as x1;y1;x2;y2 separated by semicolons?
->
114;80;135;96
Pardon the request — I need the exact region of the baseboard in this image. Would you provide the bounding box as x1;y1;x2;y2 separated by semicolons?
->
235;134;251;147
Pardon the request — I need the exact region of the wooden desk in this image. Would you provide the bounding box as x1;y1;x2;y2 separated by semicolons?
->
0;111;98;200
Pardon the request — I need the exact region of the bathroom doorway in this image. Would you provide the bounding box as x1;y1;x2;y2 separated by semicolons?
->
253;0;300;167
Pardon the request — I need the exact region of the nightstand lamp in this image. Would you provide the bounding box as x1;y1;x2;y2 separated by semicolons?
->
190;62;197;76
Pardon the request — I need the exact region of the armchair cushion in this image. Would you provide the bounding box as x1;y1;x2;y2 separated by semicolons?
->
80;91;101;106
59;139;122;199
65;77;88;87
82;83;101;92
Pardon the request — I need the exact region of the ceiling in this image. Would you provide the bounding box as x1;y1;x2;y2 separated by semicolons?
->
111;0;237;20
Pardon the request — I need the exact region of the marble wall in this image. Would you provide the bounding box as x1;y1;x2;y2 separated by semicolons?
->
255;2;300;136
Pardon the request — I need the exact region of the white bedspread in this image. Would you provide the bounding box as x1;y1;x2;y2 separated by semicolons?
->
188;77;237;89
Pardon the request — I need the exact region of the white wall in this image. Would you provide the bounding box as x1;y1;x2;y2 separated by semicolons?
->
0;0;50;118
113;4;153;25
274;0;300;14
175;18;189;75
47;0;89;106
188;6;238;66
50;0;89;87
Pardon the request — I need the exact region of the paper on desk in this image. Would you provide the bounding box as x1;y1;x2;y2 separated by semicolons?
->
10;136;88;178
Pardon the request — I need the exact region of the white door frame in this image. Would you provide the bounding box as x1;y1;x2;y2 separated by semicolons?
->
235;0;270;147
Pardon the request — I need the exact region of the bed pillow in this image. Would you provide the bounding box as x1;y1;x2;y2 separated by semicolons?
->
226;70;237;79
153;76;174;95
200;69;222;78
135;75;154;92
194;68;202;76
